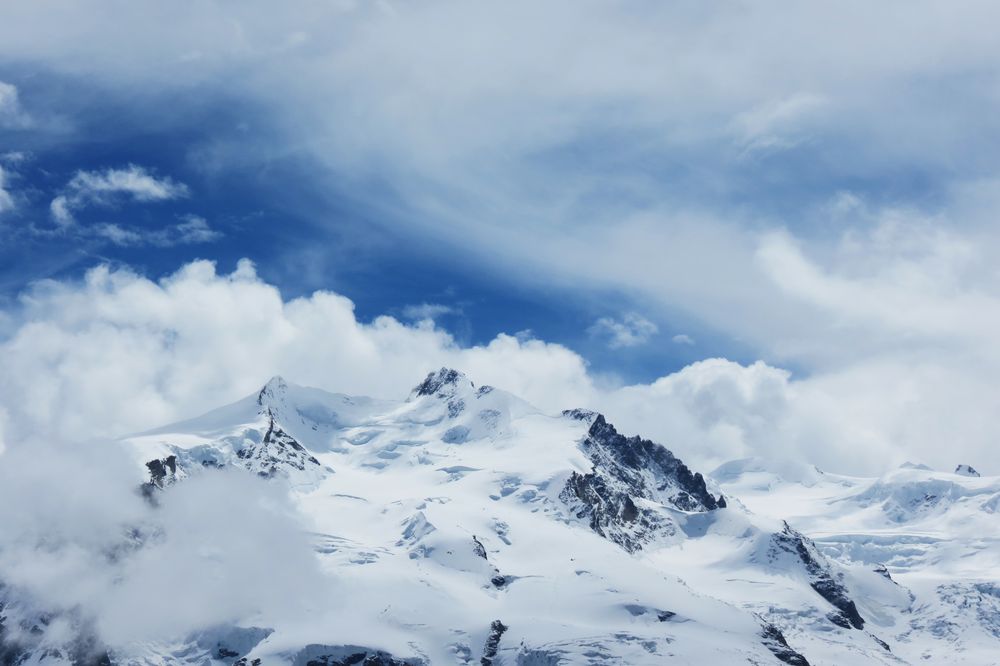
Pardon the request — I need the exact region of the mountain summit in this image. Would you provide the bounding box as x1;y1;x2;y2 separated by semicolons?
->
411;367;471;398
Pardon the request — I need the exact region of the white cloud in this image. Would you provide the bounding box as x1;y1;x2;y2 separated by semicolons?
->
0;259;594;446
0;441;327;647
50;164;188;227
754;218;1000;359
400;302;456;321
732;93;827;154
2;258;992;477
0;80;31;128
672;334;695;345
0;164;15;215
49;194;74;226
41;165;217;245
589;313;658;349
0;151;28;164
171;214;221;244
91;215;222;247
90;222;142;245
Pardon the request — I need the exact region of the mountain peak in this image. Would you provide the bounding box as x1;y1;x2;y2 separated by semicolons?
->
562;408;601;425
955;464;981;477
412;367;471;398
257;375;289;407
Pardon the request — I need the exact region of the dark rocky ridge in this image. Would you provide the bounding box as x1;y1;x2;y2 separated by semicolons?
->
472;536;508;589
141;454;180;501
480;620;508;666
239;412;321;478
283;643;425;666
760;623;811;666
769;523;865;630
559;412;725;552
146;454;177;488
412;368;483;420
413;368;466;397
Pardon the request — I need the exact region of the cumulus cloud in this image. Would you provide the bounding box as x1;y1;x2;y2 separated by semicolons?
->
672;334;694;345
0;259;594;446
589;313;658;349
50;164;188;227
0;440;327;649
1;258;993;476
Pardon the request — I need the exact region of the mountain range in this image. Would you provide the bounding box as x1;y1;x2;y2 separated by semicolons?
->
2;368;997;665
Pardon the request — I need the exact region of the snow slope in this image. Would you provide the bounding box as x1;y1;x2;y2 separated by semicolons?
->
713;457;1000;664
2;369;997;665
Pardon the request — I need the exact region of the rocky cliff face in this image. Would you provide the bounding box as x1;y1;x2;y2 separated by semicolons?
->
768;522;866;630
559;410;723;552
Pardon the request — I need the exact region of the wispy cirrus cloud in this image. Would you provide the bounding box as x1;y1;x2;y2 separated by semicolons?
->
731;93;827;155
92;215;221;247
400;302;458;322
50;164;188;227
38;165;220;246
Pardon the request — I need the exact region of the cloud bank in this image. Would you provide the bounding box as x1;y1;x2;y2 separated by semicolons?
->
0;259;994;476
0;441;327;651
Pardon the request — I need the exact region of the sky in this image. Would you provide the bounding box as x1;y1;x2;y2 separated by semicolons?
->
2;1;1000;475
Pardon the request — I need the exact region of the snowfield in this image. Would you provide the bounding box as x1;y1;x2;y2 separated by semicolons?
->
2;369;997;665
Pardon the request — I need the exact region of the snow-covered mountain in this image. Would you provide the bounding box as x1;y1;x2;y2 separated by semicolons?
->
2;369;997;665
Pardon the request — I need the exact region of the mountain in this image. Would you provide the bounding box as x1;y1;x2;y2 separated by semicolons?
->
1;368;998;664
